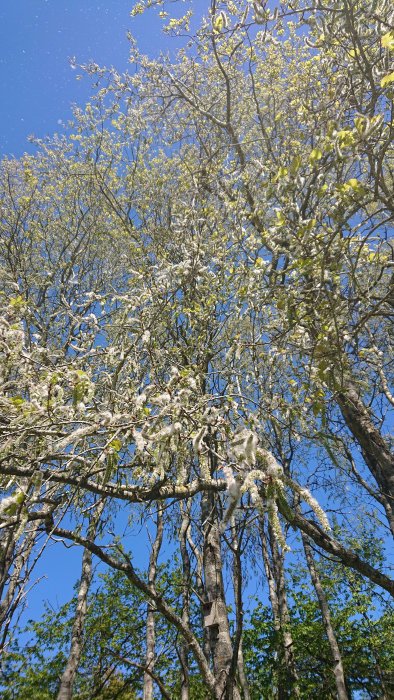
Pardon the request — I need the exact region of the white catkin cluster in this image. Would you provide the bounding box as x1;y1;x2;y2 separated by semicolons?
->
0;491;25;519
220;433;330;548
259;449;284;479
297;485;331;532
133;429;147;453
267;497;289;552
192;426;207;455
222;465;240;500
230;429;258;465
220;466;242;533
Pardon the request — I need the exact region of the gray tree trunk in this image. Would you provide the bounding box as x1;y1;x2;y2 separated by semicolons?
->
178;502;191;700
0;524;36;651
56;502;104;700
143;505;163;700
201;488;241;700
337;379;394;536
301;532;349;700
260;519;300;699
0;478;38;637
56;545;93;700
230;520;251;700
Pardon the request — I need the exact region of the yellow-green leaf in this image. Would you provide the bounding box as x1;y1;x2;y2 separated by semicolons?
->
10;396;25;407
290;155;302;174
309;148;323;163
381;31;394;51
110;439;122;452
9;295;25;308
276;166;288;180
381;71;394;88
275;210;286;226
317;184;328;197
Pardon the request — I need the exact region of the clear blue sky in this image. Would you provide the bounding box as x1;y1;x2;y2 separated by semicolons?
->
0;0;206;157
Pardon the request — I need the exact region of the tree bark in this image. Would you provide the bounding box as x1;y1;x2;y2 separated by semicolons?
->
143;505;164;700
178;502;191;700
201;489;241;700
301;532;349;700
230;520;251;700
56;502;104;700
0;524;37;651
260;519;300;699
0;478;39;640
337;379;394;536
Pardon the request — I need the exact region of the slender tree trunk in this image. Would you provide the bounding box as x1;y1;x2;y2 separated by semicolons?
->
0;524;20;632
336;379;394;536
56;502;104;700
230;519;251;700
178;502;191;700
0;478;37;634
185;510;212;681
237;645;250;700
0;524;37;651
201;488;241;700
260;519;300;699
301;532;349;700
0;528;15;606
260;519;282;696
56;546;93;700
144;505;164;700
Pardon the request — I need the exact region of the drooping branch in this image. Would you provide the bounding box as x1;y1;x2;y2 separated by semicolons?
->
276;504;394;597
45;521;218;698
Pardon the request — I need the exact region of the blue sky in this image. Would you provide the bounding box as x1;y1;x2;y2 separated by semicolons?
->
0;0;206;157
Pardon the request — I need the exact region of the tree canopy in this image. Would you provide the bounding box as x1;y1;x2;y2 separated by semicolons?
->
0;1;393;698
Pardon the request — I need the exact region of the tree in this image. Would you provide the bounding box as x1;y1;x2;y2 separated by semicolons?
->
0;1;393;698
2;550;393;698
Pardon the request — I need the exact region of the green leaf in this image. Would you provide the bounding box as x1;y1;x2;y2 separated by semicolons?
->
381;71;394;88
309;148;323;163
275;166;288;181
275;210;286;226
381;31;394;51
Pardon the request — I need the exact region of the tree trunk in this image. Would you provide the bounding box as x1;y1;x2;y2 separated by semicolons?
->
143;505;163;700
201;489;241;700
178;502;191;700
56;546;93;700
260;519;300;699
56;502;104;700
0;524;37;651
185;508;212;676
0;478;38;636
301;532;349;700
337;379;394;536
230;519;251;700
